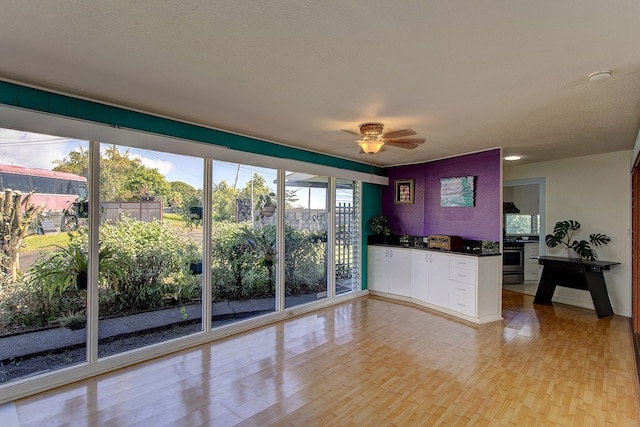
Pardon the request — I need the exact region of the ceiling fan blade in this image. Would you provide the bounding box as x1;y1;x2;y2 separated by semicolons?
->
387;138;425;145
382;128;416;139
387;142;419;150
341;129;360;136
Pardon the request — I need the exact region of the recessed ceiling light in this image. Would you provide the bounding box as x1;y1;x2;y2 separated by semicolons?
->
504;156;521;161
588;70;611;82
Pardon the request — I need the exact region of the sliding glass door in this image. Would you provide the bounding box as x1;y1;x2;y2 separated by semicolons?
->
284;172;329;308
211;162;278;327
97;145;204;357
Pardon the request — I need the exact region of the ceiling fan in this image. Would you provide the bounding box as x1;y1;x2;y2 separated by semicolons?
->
342;122;425;155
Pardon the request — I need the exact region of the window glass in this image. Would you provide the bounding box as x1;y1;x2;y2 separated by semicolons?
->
2;174;31;192
335;179;360;295
0;129;89;384
97;145;204;357
505;213;539;235
31;176;56;194
211;162;278;327
284;172;328;308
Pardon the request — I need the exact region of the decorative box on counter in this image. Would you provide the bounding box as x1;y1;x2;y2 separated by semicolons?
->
427;235;463;251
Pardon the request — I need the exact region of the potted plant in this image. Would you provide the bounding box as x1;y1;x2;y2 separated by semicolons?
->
368;215;398;245
257;193;276;218
185;247;203;275
544;220;611;260
31;240;124;296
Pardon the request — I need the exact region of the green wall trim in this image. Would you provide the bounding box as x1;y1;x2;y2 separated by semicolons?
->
0;80;384;176
361;182;383;290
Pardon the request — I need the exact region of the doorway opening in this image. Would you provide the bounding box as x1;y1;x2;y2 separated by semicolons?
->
503;178;545;296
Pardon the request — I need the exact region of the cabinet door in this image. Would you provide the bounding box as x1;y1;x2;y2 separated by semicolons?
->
387;248;411;297
367;247;389;292
427;252;450;308
411;250;430;302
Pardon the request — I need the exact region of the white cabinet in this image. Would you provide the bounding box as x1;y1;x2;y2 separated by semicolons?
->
410;250;450;306
523;243;540;282
368;246;502;324
410;250;430;302
368;246;390;292
427;251;450;308
367;246;411;296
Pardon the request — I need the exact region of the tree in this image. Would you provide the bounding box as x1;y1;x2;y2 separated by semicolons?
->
212;181;238;222
54;145;172;202
238;174;271;213
0;190;44;281
52;145;89;178
170;181;199;208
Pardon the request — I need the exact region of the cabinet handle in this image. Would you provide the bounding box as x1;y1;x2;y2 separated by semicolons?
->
390;250;393;258
458;274;467;278
457;287;466;292
457;302;467;307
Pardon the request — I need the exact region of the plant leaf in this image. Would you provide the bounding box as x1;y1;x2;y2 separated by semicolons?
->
545;234;562;248
589;233;611;247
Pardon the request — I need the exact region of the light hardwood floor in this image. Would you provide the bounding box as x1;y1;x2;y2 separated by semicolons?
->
7;291;640;426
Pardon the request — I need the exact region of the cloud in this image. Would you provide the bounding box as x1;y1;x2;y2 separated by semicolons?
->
134;155;174;176
0;128;82;169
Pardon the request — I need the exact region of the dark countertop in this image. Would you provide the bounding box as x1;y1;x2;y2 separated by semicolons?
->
368;243;501;257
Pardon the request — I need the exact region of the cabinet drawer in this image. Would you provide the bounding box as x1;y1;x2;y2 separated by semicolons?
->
449;293;475;316
450;267;476;285
449;280;475;296
523;243;539;257
450;256;477;272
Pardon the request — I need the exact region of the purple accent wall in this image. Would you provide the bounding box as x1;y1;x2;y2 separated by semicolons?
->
382;149;501;241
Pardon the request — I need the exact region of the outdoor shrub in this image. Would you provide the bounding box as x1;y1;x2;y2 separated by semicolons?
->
282;226;325;295
0;275;83;331
211;222;254;301
98;216;200;312
209;223;325;302
240;268;272;299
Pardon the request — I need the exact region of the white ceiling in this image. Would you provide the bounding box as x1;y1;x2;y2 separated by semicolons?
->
0;1;639;167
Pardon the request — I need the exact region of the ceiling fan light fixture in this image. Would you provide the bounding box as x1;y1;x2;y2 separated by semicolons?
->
358;138;384;154
359;122;385;138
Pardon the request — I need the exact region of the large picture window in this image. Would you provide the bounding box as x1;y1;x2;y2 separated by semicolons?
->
0;127;362;389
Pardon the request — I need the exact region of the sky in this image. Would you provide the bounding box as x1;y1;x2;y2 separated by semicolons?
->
0;127;269;189
0;128;352;209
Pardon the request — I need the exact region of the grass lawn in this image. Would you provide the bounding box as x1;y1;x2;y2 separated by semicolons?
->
22;232;72;253
21;214;189;254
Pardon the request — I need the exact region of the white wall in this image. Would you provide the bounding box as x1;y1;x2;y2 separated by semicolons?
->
504;150;632;316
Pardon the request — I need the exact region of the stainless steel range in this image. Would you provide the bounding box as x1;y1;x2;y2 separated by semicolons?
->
503;241;524;284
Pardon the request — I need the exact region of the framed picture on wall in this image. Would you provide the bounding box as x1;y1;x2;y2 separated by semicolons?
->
440;176;475;207
394;179;414;204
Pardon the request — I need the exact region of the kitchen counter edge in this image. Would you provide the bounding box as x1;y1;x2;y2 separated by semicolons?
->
367;244;501;257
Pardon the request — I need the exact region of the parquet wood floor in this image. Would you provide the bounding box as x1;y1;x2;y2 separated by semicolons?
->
9;291;640;426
